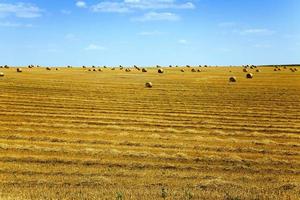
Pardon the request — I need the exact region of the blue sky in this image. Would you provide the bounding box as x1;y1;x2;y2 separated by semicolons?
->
0;0;299;66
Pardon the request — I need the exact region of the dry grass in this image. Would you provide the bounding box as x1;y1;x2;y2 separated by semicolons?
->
0;66;299;200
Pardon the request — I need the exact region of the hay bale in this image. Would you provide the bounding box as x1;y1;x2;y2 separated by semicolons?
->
256;69;260;72
125;68;131;72
229;76;237;82
82;66;86;68
158;68;164;74
88;69;92;71
142;68;147;72
0;72;4;77
181;69;185;72
0;66;2;68
17;68;22;73
98;68;102;72
145;82;153;88
243;68;248;72
191;68;196;72
93;69;97;72
134;65;140;71
46;67;51;70
294;68;298;71
55;68;59;71
246;73;253;79
111;67;115;70
197;69;201;72
186;65;191;68
274;68;277;71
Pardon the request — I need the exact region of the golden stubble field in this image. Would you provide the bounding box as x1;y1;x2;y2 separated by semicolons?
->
0;66;299;200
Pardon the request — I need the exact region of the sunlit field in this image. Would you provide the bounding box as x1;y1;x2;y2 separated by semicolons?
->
0;66;299;200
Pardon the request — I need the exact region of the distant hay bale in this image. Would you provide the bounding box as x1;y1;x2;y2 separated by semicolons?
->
229;76;237;82
204;65;208;67
142;68;147;72
46;67;51;70
93;69;97;72
55;68;59;70
294;68;298;71
158;68;164;74
191;68;196;72
125;68;131;72
111;67;115;70
145;82;153;88
197;69;201;72
256;69;260;72
283;66;287;69
98;68;102;72
82;66;86;68
88;69;92;71
181;69;185;72
246;73;253;79
0;72;4;77
17;68;22;73
243;68;248;72
134;65;140;70
186;65;191;68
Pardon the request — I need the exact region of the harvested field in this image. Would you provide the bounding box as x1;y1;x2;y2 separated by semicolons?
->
0;66;299;200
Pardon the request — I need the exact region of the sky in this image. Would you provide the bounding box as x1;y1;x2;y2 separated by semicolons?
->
0;0;299;66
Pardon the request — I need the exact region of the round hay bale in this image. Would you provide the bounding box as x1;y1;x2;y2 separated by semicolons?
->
0;72;4;77
197;69;201;72
181;69;185;72
191;68;196;72
229;76;237;82
46;67;51;70
142;68;147;72
93;68;97;72
145;82;153;88
256;69;260;72
243;68;248;72
246;73;253;79
82;66;86;68
88;69;92;71
186;65;191;68
55;68;59;71
125;68;131;72
294;68;298;71
17;68;22;73
98;68;102;72
111;68;115;70
274;68;277;71
158;68;164;74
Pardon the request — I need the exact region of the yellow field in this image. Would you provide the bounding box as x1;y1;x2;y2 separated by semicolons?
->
0;66;299;200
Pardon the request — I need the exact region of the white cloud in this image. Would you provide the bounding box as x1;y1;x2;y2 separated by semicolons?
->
133;12;180;21
91;0;195;13
92;2;130;13
178;39;188;44
0;21;32;27
253;44;272;48
0;2;43;18
85;44;106;51
240;28;275;35
76;1;87;8
61;9;71;15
